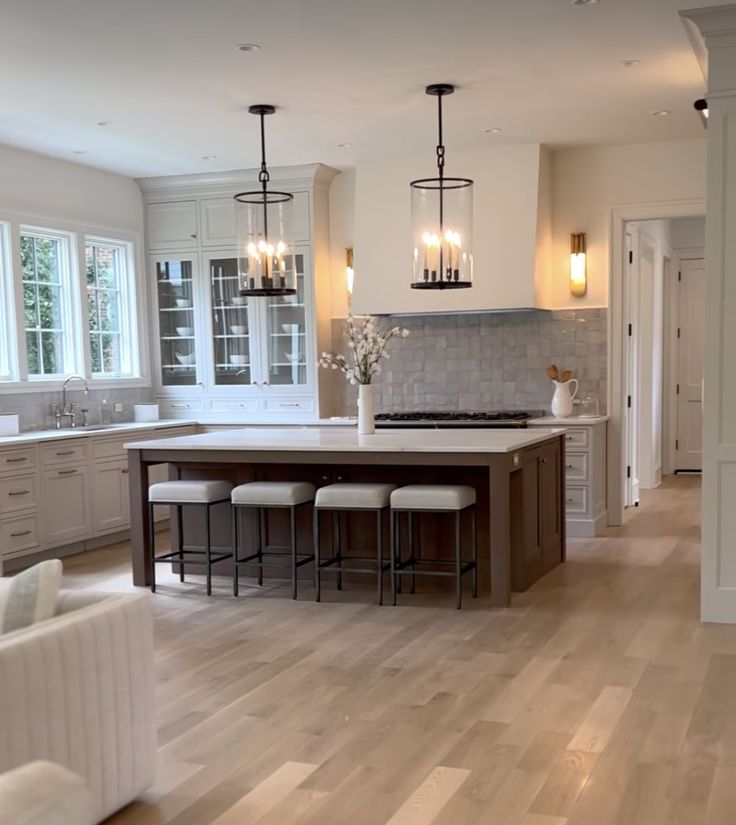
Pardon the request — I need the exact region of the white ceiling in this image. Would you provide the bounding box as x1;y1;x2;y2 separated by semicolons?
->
0;0;714;179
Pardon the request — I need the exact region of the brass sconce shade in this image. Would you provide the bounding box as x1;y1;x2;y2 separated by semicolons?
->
570;232;587;298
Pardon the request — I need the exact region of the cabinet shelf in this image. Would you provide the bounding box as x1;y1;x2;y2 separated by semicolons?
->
162;364;196;370
160;336;195;341
214;334;250;339
158;278;193;284
271;332;305;337
160;307;193;312
268;303;305;309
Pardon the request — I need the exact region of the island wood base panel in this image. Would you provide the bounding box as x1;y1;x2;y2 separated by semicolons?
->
127;434;565;607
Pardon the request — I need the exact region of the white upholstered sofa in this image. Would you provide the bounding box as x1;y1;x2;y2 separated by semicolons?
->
0;591;156;823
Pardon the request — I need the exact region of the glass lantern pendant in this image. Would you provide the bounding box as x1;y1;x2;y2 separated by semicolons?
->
410;84;474;290
235;105;296;296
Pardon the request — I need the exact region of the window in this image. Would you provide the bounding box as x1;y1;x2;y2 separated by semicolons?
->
85;238;136;376
21;228;73;378
0;223;16;381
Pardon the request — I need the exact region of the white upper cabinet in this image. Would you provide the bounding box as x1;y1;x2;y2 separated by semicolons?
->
351;144;552;315
146;201;199;249
200;198;237;247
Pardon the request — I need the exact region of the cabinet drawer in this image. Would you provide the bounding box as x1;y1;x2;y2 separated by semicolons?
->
262;397;315;413
93;434;146;461
40;439;89;467
565;486;588;514
563;427;588;448
209;399;259;413
564;452;588;482
0;474;39;515
153;425;196;439
0;447;37;475
1;515;40;556
158;399;205;417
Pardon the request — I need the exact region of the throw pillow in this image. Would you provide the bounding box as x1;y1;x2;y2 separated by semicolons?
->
0;559;62;635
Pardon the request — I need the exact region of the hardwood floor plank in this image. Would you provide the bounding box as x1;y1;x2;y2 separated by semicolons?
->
384;766;470;825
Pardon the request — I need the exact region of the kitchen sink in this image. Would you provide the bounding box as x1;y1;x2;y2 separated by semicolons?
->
80;424;127;431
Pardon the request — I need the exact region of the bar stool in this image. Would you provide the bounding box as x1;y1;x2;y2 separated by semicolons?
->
148;480;234;595
390;485;478;609
231;481;316;599
313;483;396;604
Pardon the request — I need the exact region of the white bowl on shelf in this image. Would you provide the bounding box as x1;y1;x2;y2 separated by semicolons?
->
175;326;194;337
175;299;191;308
231;296;247;306
230;325;247;335
281;323;300;334
229;354;249;366
284;293;299;304
175;352;196;365
284;351;302;364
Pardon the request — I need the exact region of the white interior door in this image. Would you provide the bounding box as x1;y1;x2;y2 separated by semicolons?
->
624;230;641;507
675;258;705;471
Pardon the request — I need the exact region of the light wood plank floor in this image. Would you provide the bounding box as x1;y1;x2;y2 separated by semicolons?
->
59;475;736;825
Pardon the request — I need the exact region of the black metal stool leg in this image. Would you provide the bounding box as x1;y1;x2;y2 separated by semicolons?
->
334;511;343;591
205;504;212;596
408;511;416;594
390;510;397;606
256;507;264;586
290;506;298;600
376;509;383;605
471;507;478;598
149;502;156;593
232;505;239;597
177;503;185;582
314;509;321;602
455;510;462;610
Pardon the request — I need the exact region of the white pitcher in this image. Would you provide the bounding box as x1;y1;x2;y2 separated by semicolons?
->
550;378;578;418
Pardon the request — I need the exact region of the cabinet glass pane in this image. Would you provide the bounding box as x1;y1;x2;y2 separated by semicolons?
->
264;253;307;386
210;256;252;385
156;259;197;386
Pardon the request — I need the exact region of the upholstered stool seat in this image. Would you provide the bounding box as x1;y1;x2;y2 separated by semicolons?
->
232;481;315;506
315;482;395;510
389;484;476;511
390;484;477;609
149;479;233;504
148;479;233;596
231;481;316;599
313;483;396;604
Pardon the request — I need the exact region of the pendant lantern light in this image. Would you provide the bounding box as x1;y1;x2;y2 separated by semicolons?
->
235;105;296;296
410;84;474;290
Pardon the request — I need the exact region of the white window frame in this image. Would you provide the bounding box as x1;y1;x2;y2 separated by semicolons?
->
84;235;140;380
0;222;17;382
19;225;78;381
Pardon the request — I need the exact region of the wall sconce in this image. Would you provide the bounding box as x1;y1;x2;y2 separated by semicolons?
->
346;247;354;302
694;98;708;128
570;232;587;298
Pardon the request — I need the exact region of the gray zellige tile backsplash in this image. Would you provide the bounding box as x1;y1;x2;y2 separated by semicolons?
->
331;309;607;416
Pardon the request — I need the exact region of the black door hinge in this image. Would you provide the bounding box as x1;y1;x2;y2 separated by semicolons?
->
676;439;679;450
627;465;631;479
629;250;634;264
677;328;681;339
676;384;680;395
628;323;633;336
678;270;682;282
627;395;632;408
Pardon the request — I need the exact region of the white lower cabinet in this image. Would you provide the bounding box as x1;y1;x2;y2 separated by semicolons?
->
41;464;93;546
1;514;41;557
92;459;130;534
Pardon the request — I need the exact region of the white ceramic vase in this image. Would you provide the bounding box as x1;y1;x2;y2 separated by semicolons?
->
551;378;579;418
357;383;375;435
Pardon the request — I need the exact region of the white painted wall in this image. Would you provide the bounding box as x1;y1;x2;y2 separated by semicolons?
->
551;139;707;309
670;216;706;253
328;169;355;319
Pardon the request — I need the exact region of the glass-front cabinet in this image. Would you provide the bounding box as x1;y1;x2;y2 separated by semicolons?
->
209;255;253;387
264;252;308;387
154;256;199;387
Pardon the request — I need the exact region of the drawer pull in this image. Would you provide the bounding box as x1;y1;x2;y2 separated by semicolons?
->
566;497;574;503
170;404;189;409
279;403;301;408
8;490;30;496
5;457;28;463
566;464;574;469
10;530;32;538
56;450;75;456
58;469;77;476
565;435;574;441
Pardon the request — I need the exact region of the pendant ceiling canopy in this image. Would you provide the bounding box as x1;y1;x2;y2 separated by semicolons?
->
235;105;296;297
410;84;474;290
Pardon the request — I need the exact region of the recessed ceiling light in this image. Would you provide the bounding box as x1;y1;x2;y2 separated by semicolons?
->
72;149;87;155
201;154;218;160
338;142;354;148
651;110;671;117
97;120;111;127
237;43;260;52
483;127;502;134
571;0;600;5
621;59;640;68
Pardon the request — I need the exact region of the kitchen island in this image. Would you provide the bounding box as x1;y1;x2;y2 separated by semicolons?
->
125;427;567;607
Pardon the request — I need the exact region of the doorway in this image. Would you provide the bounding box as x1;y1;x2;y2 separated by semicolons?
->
622;216;705;509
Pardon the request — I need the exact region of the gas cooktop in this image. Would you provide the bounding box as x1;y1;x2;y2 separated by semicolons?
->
374;411;543;428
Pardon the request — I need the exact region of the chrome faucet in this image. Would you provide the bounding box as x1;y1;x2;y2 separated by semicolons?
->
52;374;89;429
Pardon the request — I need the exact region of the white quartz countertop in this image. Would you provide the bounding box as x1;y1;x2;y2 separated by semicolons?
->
528;415;609;425
0;419;197;448
126;426;566;455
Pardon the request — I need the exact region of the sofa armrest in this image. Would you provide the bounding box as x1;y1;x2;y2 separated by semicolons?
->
0;761;94;825
0;591;156;823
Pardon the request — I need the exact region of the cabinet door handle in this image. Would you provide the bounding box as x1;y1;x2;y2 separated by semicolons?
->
5;457;28;463
8;490;30;496
56;450;75;456
279;403;301;408
565;435;574;441
121;468;129;474
170;404;189;409
566;464;574;469
540;458;548;464
190;233;197;238
10;530;32;537
566;497;574;503
58;469;77;476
